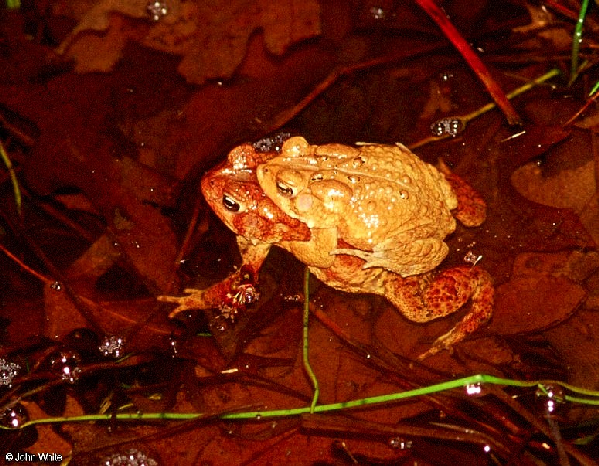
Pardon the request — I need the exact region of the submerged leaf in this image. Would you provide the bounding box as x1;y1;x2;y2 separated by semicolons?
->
491;251;592;334
58;0;321;84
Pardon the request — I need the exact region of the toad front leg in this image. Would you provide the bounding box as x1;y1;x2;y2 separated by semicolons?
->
384;265;494;359
332;238;450;277
158;238;270;319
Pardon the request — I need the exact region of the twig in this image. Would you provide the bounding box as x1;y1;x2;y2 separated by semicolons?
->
0;242;51;284
563;88;599;126
263;44;442;133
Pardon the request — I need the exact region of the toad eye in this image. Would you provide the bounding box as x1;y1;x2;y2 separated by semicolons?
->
276;181;296;197
222;194;240;212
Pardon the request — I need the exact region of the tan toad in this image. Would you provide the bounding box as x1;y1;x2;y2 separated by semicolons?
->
160;137;493;359
257;137;486;276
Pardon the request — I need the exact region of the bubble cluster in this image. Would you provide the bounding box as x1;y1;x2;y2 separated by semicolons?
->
370;6;386;20
50;350;82;384
253;133;291;152
0;358;20;387
1;403;29;428
101;448;158;466
168;334;180;357
146;1;168;21
388;437;412;449
283;293;303;303
463;250;482;266
99;335;126;359
430;118;463;137
50;281;62;291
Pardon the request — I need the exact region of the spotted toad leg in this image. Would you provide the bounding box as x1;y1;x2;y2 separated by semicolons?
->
158;238;270;318
384;265;493;359
438;160;486;227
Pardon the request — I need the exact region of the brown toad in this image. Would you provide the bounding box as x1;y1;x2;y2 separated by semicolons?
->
160;138;493;359
257;136;487;276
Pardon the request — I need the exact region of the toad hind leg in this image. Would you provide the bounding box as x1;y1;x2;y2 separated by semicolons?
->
384;265;493;359
438;160;486;227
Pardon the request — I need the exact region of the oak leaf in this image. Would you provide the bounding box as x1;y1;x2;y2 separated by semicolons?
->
57;0;321;84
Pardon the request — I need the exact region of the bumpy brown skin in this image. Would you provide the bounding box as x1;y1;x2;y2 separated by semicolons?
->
257;138;461;277
159;139;494;359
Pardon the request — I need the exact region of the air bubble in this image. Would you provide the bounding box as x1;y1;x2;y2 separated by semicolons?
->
536;384;565;415
370;6;386;20
352;156;366;168
1;403;28;428
169;334;180;357
465;382;483;396
464;251;482;266
253;133;291;152
50;350;82;384
441;72;454;82
50;281;62;291
99;335;126;359
146;1;168;21
283;294;303;303
388;437;412;449
430;118;463;137
210;316;231;332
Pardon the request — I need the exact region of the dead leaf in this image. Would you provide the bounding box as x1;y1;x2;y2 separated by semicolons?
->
62;14;132;73
58;0;321;84
493;276;584;333
488;125;596;258
511;155;599;245
511;159;595;211
66;235;121;281
44;281;88;337
513;3;572;48
24;400;75;458
490;251;589;335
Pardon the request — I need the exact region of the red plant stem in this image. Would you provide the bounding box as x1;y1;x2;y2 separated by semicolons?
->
544;0;578;21
0;242;52;284
415;0;522;126
564;89;599;126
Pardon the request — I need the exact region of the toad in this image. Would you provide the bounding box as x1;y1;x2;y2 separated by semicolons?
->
159;137;493;359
